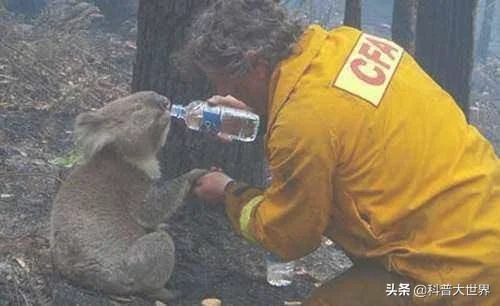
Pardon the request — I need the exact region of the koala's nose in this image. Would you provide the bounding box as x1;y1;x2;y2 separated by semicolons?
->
152;94;171;110
161;97;171;110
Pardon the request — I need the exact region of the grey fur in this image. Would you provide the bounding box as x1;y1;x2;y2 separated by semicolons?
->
50;91;208;303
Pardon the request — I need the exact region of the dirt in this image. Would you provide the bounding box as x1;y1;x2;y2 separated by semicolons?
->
1;1;499;306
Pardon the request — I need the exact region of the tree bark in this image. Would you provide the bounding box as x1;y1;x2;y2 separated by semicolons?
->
132;0;266;185
343;0;361;29
415;0;478;120
392;0;418;55
476;0;496;63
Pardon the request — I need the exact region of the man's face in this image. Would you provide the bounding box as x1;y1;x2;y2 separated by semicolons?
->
205;63;271;116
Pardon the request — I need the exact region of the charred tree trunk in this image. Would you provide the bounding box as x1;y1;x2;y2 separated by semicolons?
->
477;0;496;63
131;1;309;305
392;0;418;55
415;0;478;120
343;0;361;29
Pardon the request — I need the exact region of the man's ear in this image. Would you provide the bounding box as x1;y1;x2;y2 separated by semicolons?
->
246;50;259;68
245;50;269;80
257;61;271;79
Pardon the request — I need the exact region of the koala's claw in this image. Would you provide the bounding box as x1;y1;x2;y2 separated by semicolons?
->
186;168;210;184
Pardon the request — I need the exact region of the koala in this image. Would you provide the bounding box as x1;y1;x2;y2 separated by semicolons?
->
50;91;207;303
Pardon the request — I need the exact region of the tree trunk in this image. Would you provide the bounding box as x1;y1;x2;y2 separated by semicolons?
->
415;0;478;120
131;1;311;304
392;0;418;55
343;0;361;29
476;0;496;63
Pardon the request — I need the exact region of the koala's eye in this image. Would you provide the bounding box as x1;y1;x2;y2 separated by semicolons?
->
134;103;144;112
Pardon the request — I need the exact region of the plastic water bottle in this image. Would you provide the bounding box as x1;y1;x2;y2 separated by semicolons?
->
170;100;260;142
265;252;295;287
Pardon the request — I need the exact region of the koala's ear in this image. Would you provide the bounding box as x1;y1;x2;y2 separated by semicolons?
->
75;110;105;128
74;110;113;161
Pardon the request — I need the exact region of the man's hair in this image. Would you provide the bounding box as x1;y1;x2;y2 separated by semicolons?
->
174;0;304;77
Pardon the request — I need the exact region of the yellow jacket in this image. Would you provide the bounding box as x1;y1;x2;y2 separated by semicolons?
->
224;25;500;305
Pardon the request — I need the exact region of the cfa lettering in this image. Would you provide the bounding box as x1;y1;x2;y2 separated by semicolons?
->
350;36;399;86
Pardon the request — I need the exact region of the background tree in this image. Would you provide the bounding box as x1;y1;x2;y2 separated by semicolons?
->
415;0;478;120
3;0;47;17
131;1;310;304
282;0;339;28
392;0;418;55
93;0;138;26
344;0;361;29
476;0;497;63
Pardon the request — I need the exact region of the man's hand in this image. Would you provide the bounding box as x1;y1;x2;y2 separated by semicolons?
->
207;95;252;143
193;168;234;204
207;95;252;111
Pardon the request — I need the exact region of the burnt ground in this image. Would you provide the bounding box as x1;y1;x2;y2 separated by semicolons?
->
1;1;499;306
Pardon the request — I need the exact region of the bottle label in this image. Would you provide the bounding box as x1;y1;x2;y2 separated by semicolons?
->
200;109;222;135
171;104;186;119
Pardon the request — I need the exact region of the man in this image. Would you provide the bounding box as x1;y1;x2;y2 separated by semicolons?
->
175;0;500;305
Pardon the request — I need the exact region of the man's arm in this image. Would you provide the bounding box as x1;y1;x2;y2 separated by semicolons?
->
223;112;337;261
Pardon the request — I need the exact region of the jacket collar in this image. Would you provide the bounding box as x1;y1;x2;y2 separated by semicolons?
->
266;25;328;136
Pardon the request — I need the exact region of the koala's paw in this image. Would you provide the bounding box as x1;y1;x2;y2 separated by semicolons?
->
185;168;210;184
